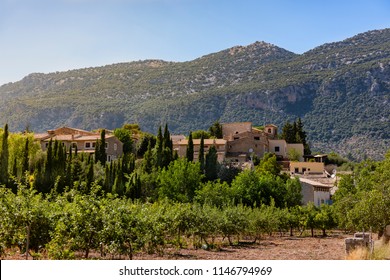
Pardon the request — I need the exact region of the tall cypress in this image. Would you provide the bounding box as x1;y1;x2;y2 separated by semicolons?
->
199;135;205;173
0;124;9;186
186;132;194;162
155;126;163;168
99;129;107;166
205;145;218;181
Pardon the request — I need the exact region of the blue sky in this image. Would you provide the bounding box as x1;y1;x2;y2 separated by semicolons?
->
1;0;389;85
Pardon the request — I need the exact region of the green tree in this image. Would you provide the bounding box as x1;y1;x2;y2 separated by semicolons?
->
205;145;218;181
198;135;205;174
186;132;194;162
191;130;211;139
114;127;133;155
209;121;223;139
157;158;203;203
281;121;295;143
0;124;9;187
257;153;282;176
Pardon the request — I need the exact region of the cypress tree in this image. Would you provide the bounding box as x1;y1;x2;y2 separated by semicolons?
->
0;124;9;186
99;129;107;166
155;126;163;168
281;121;295;143
199;135;205;173
186;132;194;162
142;140;154;173
205;145;218;181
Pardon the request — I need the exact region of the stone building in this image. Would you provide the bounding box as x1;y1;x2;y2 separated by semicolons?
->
34;126;123;162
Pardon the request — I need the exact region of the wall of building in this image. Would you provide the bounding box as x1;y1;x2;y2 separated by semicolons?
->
268;139;287;157
313;189;331;207
290;162;324;174
222;122;252;140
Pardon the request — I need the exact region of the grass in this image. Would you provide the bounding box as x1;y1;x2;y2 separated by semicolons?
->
346;239;390;260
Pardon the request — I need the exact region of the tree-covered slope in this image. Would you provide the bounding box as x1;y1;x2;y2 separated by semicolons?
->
0;29;389;160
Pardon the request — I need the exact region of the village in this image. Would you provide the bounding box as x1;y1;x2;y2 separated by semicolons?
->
33;121;337;207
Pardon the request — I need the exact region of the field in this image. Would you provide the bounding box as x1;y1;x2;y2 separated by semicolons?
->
134;233;351;260
2;232;356;260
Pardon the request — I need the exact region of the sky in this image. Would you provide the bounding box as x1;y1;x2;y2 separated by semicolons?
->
1;0;390;86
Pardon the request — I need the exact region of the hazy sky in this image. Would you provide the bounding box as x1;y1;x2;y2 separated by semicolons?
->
1;0;389;85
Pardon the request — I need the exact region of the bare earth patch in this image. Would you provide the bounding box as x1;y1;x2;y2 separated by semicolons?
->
134;234;350;260
2;233;355;260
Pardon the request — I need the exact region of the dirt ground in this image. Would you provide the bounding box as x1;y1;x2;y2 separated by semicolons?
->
2;232;359;260
134;233;352;260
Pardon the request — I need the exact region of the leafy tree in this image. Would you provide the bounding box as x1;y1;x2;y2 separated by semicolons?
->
157;158;203;203
314;204;337;236
194;180;235;207
114;127;133;154
287;148;302;162
284;177;302;207
209;121;223;139
256;153;282;176
191;130;211;139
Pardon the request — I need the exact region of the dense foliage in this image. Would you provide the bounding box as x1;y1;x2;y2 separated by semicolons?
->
0;124;389;259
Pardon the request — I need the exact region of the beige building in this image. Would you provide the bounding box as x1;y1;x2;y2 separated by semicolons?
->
290;161;325;174
34;127;123;162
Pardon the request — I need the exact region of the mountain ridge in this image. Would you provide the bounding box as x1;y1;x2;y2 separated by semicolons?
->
1;28;390;161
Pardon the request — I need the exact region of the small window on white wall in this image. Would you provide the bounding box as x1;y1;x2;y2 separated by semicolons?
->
114;143;117;151
274;146;280;152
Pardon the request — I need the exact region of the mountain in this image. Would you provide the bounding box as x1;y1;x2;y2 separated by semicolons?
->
1;29;390;161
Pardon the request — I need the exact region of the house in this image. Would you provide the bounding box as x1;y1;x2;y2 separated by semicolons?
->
290;161;325;175
222;122;269;162
172;122;304;165
34;126;123;162
299;176;334;206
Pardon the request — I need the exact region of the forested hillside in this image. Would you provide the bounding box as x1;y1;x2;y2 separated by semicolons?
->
1;29;390;160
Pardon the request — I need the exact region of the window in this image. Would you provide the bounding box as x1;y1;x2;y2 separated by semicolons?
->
71;142;77;149
268;128;272;133
92;142;96;148
274;146;280;152
233;137;239;140
114;143;117;151
105;142;108;149
254;136;260;141
295;168;299;173
85;142;91;149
